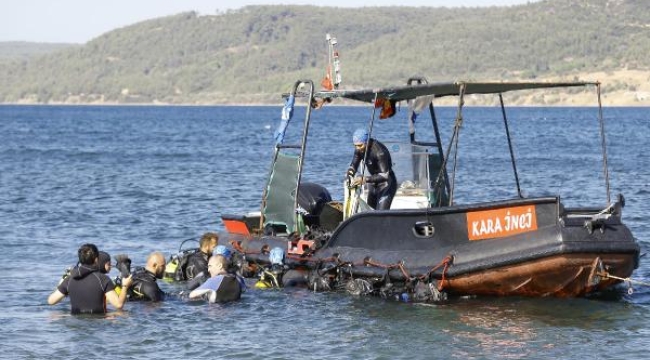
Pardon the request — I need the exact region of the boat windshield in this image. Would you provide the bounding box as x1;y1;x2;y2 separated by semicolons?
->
385;141;447;208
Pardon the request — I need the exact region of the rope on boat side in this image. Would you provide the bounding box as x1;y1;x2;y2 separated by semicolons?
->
419;255;453;291
230;239;457;290
597;271;650;295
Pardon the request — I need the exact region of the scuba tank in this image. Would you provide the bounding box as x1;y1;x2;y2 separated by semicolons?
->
164;248;198;281
254;247;286;289
255;264;285;289
163;238;199;282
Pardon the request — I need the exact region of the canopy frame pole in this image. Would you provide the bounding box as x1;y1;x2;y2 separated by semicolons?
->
428;101;452;204
447;83;467;206
499;93;522;198
596;82;611;205
295;81;316;222
352;92;380;214
359;93;380;180
406;77;451;205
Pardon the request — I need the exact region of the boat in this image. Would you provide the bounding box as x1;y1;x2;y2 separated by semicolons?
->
220;78;640;301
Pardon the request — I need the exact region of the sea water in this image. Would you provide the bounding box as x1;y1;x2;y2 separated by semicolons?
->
1;104;649;359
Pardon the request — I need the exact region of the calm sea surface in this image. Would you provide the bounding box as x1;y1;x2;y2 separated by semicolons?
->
1;104;649;359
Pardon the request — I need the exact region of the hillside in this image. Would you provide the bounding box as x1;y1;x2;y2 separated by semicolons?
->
0;41;77;59
1;0;649;105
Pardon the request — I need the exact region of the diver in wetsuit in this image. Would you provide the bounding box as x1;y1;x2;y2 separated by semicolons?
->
128;252;166;302
184;232;219;281
347;128;397;210
47;243;132;314
189;255;243;303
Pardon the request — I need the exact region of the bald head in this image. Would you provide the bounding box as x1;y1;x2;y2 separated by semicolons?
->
207;255;228;277
146;252;166;279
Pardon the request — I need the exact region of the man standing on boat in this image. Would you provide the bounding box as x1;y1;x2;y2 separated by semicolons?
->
346;128;397;210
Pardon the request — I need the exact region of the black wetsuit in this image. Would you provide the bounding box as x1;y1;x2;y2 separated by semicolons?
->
194;274;243;303
348;138;397;210
58;264;115;314
128;269;165;302
185;251;209;280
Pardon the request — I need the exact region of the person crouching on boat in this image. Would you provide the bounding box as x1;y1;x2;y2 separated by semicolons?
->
189;255;243;303
346;128;397;210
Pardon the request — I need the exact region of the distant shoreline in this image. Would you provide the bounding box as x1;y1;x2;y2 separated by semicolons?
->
2;102;648;107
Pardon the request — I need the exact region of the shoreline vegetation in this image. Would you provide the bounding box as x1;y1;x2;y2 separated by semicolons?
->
5;68;649;108
5;68;650;107
1;1;649;107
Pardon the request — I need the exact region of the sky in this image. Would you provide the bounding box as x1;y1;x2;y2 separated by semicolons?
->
1;0;536;44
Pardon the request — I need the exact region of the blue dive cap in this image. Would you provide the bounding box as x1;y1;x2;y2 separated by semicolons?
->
269;247;285;266
214;245;232;259
352;128;368;145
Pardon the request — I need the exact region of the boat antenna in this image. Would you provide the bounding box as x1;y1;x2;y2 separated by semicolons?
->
321;34;341;91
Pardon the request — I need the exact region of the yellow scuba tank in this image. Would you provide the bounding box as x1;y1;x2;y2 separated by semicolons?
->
254;271;272;289
163;246;199;282
255;247;285;289
113;275;124;296
255;268;280;289
163;258;178;281
254;279;272;289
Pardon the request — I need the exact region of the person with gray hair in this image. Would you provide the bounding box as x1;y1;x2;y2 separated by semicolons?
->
189;255;242;303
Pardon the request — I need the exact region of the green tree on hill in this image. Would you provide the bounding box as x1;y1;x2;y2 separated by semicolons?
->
0;0;648;104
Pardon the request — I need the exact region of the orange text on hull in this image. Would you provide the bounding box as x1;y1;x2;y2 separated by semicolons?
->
466;205;538;241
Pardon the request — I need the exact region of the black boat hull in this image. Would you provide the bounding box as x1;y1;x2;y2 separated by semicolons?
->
224;196;639;298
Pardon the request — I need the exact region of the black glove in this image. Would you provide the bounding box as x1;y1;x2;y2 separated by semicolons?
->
115;254;132;277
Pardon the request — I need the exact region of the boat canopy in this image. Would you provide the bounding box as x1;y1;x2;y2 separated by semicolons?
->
315;81;599;103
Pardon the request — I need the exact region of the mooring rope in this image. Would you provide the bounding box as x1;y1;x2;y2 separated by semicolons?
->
597;271;650;294
597;272;650;286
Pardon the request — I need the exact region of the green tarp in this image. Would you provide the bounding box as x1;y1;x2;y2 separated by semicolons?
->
263;152;301;234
